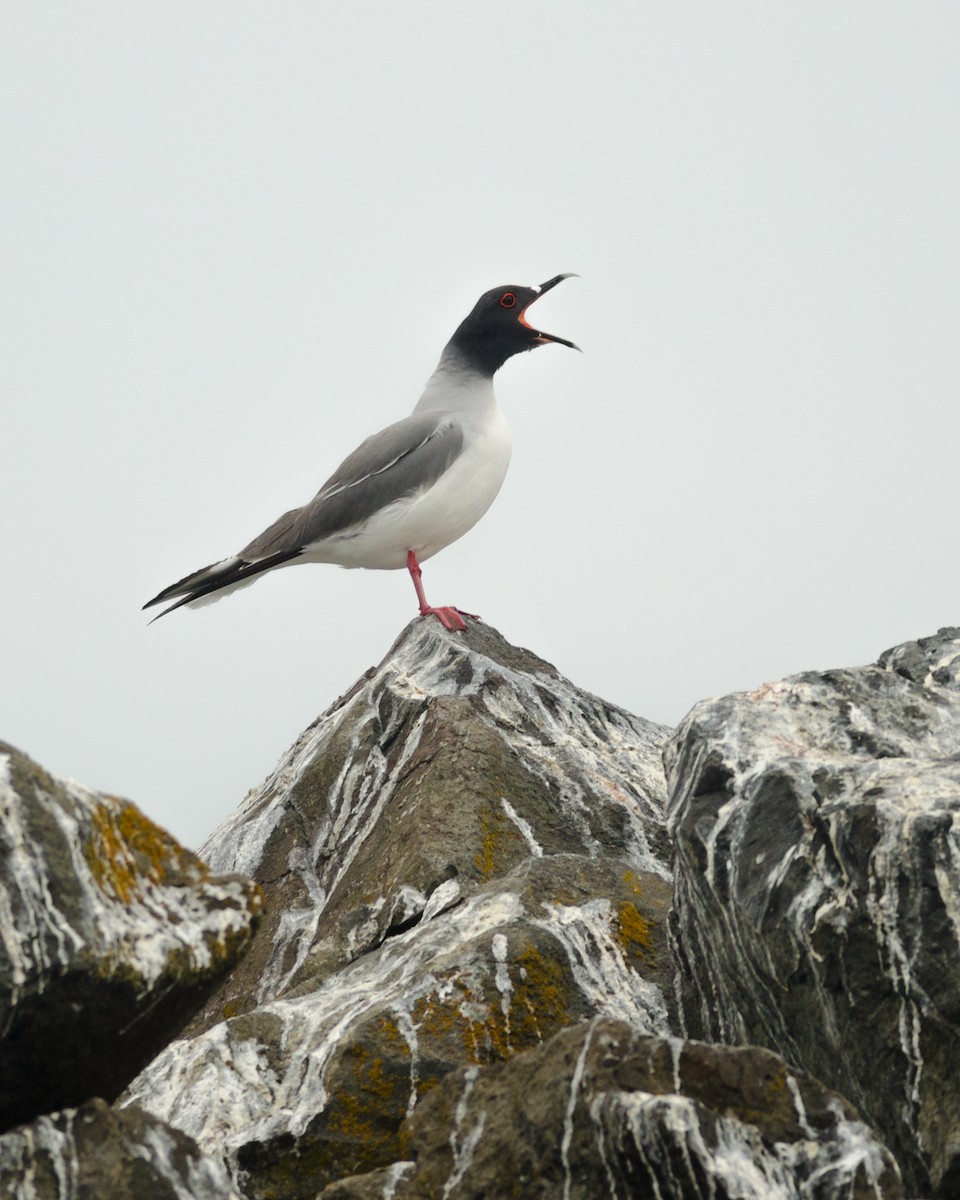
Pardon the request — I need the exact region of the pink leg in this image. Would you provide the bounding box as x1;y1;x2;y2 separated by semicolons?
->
406;551;474;632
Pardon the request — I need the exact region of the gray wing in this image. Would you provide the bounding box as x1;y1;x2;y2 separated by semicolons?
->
240;414;464;558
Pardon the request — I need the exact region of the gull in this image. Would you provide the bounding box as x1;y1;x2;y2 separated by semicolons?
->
144;274;577;631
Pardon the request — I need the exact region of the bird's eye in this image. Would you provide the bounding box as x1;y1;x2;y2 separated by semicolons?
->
499;292;517;308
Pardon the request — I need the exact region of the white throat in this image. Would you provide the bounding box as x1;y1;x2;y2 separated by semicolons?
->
412;348;497;419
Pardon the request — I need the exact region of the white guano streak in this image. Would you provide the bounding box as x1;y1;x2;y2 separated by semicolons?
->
534;899;670;1035
442;1066;486;1199
499;797;543;857
561;1022;598;1200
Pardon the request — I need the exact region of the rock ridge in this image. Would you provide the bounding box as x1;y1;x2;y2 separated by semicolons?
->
4;620;956;1197
0;741;263;1133
668;625;960;1197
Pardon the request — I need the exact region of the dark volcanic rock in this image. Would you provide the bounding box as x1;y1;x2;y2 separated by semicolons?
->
324;1018;902;1199
122;620;674;1197
0;742;263;1132
187;620;669;1027
0;1098;238;1199
667;626;960;1197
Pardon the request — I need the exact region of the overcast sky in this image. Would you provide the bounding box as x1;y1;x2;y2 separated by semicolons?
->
3;5;958;850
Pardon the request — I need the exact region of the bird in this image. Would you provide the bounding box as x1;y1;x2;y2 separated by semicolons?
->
144;274;578;631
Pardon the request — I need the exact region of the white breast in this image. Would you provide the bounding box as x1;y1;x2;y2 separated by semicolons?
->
308;366;513;571
395;404;513;562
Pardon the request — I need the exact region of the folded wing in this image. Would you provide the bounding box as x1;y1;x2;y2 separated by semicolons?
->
144;414;464;618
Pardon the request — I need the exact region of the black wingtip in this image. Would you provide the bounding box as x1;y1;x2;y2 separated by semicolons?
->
143;548;304;623
146;596;188;623
142;558;225;612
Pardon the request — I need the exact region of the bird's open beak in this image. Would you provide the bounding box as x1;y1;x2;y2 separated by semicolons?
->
520;273;581;351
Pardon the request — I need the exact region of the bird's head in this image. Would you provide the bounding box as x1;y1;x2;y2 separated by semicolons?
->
449;273;579;376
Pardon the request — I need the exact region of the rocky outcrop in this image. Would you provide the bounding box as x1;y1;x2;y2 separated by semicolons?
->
122;621;675;1197
668;626;960;1198
0;741;263;1132
6;620;950;1197
186;620;671;1027
321;1017;903;1199
0;1099;238;1199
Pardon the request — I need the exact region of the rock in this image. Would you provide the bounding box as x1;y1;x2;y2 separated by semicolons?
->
325;1017;902;1199
122;619;674;1197
317;1163;415;1200
189;620;670;1025
0;1097;238;1199
9;615;935;1197
667;626;960;1197
0;741;263;1131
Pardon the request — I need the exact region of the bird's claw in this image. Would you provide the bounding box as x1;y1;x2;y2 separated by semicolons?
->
421;605;473;632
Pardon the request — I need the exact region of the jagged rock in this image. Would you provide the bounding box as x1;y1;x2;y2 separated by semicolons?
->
126;859;672;1197
667;626;960;1198
188;620;670;1025
0;741;263;1131
122;620;673;1197
0;1097;238;1199
322;1017;903;1199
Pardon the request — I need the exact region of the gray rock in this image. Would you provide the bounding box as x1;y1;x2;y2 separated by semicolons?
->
667;626;960;1197
0;742;263;1132
0;1098;238;1199
123;620;674;1197
329;1017;902;1199
186;619;670;1027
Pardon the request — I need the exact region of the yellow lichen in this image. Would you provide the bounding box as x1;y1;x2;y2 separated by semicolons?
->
616;899;653;955
408;936;575;1068
321;1028;409;1175
84;799;179;902
508;941;575;1047
474;809;499;880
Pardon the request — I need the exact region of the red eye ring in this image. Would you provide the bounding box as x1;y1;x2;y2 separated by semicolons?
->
499;292;517;308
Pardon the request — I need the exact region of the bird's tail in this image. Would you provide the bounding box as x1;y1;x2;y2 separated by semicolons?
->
143;549;303;621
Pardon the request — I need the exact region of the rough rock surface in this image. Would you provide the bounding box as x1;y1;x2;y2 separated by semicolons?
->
668;626;960;1198
191;619;670;1024
0;1098;238;1199
6;618;941;1198
322;1018;902;1200
122;620;675;1197
0;742;263;1131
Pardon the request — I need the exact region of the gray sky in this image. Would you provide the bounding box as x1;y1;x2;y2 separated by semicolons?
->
3;5;959;850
